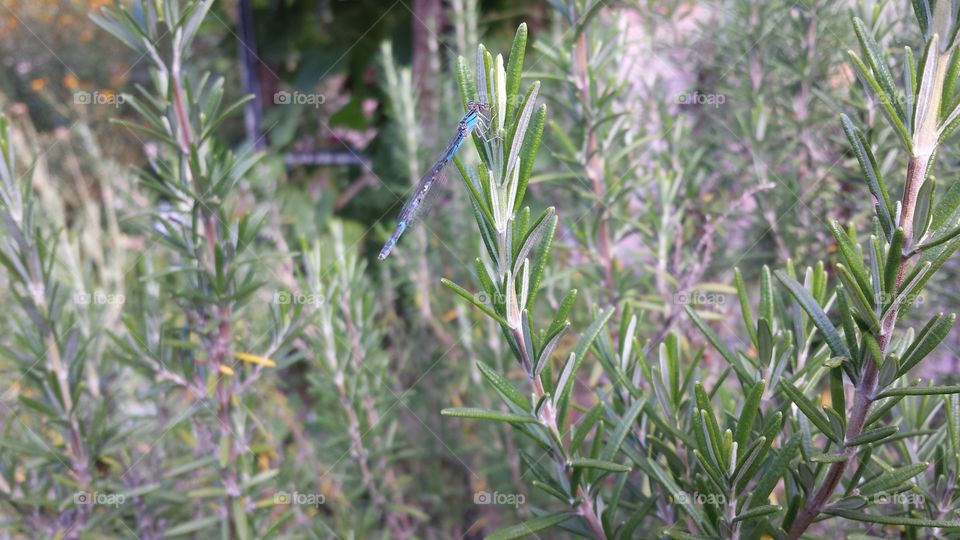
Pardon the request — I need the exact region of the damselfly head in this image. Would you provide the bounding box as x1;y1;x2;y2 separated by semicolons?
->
467;101;491;132
467;100;489;112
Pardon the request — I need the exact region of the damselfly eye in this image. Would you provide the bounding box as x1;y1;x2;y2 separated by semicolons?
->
467;100;488;112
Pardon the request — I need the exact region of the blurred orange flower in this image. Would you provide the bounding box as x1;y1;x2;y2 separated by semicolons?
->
110;68;129;88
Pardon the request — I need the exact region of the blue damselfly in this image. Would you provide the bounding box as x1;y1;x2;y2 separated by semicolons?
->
378;101;489;260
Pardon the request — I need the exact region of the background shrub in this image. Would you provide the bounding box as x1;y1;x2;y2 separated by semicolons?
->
1;1;959;538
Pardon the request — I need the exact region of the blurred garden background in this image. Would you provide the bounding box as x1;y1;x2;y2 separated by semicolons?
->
2;0;960;538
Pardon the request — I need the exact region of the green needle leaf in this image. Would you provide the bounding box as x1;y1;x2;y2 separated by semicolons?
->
858;462;928;496
824;509;960;528
441;278;509;327
846;425;899;446
897;313;956;377
776;270;851;359
476;361;528;410
734;379;765;449
733;504;782;523
504;23;528;121
779;380;843;444
441;408;538;424
877;385;960;398
568;458;631;473
485;512;576;540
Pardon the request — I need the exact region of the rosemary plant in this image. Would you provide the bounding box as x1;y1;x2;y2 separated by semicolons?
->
443;7;960;539
299;226;414;537
775;3;960;537
532;0;628;296
672;4;960;538
438;24;633;539
694;0;859;266
0;113;100;538
88;1;302;537
533;0;765;348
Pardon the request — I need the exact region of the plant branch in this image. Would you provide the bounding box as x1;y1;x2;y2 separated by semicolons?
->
573;19;614;295
516;327;607;539
788;127;929;540
899;154;931;248
170;36;239;538
787;353;878;539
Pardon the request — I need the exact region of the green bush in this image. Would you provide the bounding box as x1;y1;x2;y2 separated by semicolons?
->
2;1;960;539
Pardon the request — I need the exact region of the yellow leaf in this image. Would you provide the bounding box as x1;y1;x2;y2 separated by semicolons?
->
234;352;277;367
219;365;234;376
